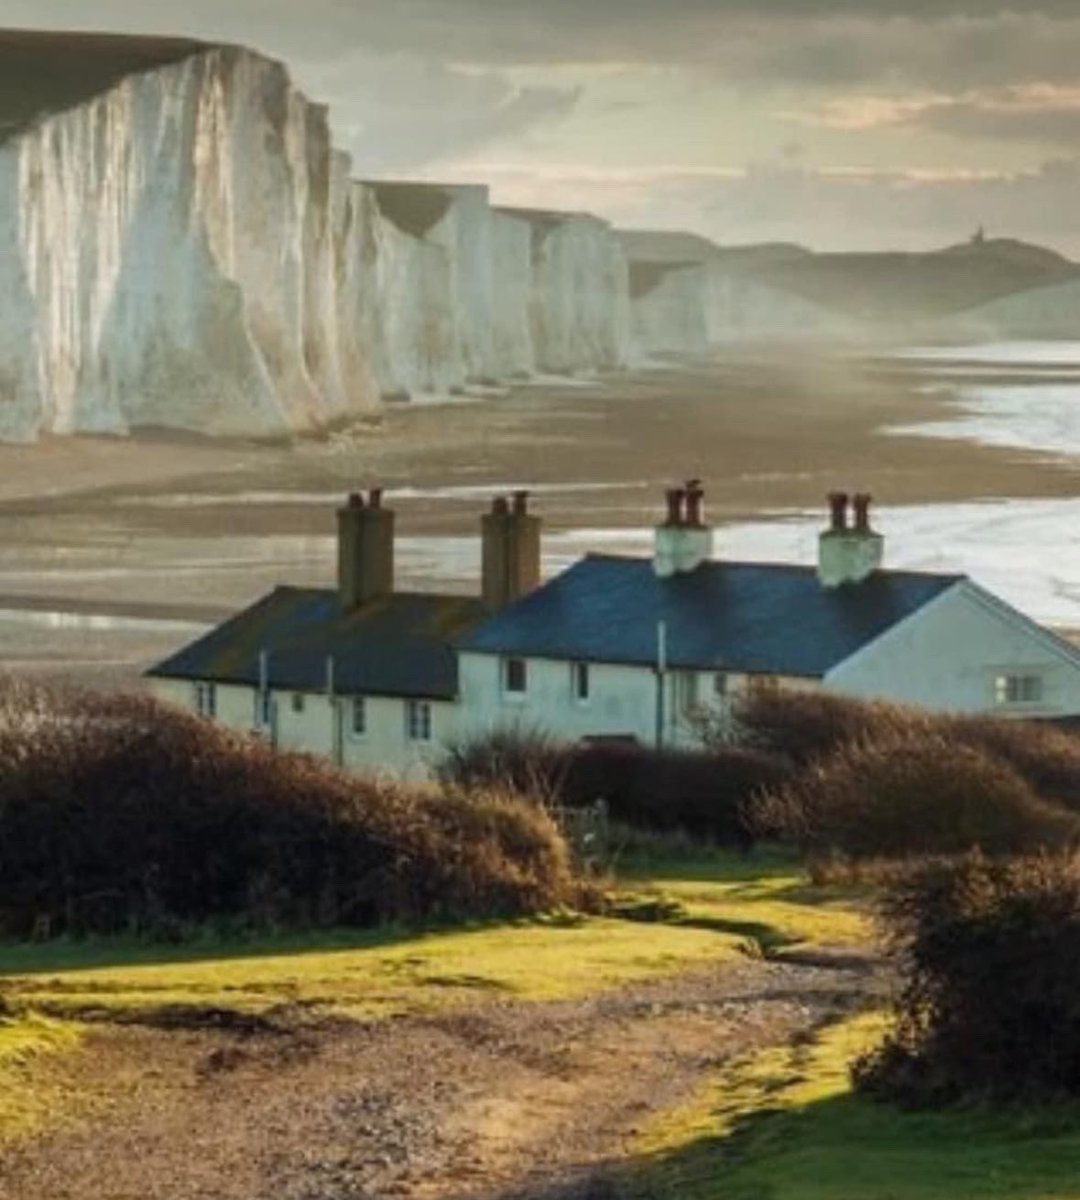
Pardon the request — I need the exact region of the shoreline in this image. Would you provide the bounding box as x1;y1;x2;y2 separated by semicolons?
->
0;349;1078;682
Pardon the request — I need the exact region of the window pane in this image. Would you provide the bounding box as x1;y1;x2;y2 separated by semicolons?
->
292;692;305;713
505;658;527;693
407;700;433;741
352;697;366;734
574;662;590;700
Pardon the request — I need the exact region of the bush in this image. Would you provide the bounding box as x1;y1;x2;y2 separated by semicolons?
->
0;680;581;939
856;853;1080;1105
441;729;788;846
749;733;1080;864
563;742;787;846
727;689;927;766
948;715;1080;813
439;726;565;800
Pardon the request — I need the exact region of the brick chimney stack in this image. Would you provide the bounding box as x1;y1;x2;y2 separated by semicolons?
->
482;490;542;610
817;490;883;588
337;488;395;609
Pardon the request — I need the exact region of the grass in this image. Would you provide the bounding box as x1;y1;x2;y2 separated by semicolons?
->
634;1013;1080;1200
0;1014;83;1140
0;851;872;1027
0;916;748;1024
0;851;869;1143
614;849;874;955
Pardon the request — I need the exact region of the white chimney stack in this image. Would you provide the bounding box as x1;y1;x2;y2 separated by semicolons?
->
654;480;713;578
817;491;883;587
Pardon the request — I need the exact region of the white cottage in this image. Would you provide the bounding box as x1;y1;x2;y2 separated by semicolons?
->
149;484;1080;777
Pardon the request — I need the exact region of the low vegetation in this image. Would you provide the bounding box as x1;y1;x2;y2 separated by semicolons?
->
736;690;1080;867
856;852;1080;1106
442;728;787;846
633;1012;1080;1200
0;679;583;940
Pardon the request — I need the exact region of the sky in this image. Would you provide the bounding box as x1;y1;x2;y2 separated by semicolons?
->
8;1;1080;253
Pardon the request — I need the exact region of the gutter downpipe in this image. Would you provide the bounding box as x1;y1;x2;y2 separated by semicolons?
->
655;619;668;751
326;655;343;768
258;648;278;749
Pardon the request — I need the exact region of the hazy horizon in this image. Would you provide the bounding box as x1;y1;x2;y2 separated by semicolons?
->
3;2;1079;256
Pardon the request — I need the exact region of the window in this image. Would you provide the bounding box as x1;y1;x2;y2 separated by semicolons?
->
351;696;367;736
194;682;217;718
406;700;433;742
994;673;1044;706
713;673;729;699
572;662;590;702
677;671;700;714
254;688;272;727
504;657;528;695
291;692;306;714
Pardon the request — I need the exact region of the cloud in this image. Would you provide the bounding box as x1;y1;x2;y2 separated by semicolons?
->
291;52;581;172
797;85;1080;149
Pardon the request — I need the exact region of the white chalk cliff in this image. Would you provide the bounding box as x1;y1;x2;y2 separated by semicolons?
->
1;40;389;441
2;32;1074;442
0;33;637;441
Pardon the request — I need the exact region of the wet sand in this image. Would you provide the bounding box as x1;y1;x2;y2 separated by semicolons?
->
0;351;1077;682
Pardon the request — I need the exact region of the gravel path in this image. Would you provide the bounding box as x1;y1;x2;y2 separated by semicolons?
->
0;957;877;1200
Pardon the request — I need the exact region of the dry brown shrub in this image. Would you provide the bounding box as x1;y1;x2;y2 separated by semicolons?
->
947;715;1080;812
749;733;1080;864
856;852;1080;1104
0;678;582;938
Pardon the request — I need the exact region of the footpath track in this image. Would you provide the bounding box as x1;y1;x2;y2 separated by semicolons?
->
0;957;876;1200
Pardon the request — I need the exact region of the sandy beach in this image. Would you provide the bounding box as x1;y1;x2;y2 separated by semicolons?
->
0;347;1077;683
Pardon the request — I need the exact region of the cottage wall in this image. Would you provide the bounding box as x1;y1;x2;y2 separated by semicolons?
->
457;652;816;748
825;581;1080;716
148;677;456;780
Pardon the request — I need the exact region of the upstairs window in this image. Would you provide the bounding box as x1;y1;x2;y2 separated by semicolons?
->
291;692;306;714
504;657;528;695
572;662;590;702
194;682;217;718
994;673;1043;706
352;696;367;736
407;700;433;742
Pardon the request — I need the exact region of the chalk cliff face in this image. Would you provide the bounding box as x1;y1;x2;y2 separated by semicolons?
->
2;42;383;440
704;268;858;343
629;262;709;357
942;279;1080;341
519;210;631;374
361;192;632;399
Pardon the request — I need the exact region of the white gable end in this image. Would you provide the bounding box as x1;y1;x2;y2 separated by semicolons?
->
825;580;1080;716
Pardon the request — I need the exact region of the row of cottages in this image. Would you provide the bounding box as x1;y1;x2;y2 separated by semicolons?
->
148;484;1080;778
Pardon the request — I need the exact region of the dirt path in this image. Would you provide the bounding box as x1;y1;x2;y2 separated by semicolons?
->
0;957;877;1200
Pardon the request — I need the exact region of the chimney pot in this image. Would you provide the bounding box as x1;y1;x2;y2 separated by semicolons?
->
368;487;383;510
685;479;705;528
853;493;872;533
492;495;510;515
348;491;365;509
512;489;529;516
665;488;684;527
827;491;849;533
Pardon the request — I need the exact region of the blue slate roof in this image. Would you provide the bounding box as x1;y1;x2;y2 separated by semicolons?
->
149;587;488;700
459;555;964;678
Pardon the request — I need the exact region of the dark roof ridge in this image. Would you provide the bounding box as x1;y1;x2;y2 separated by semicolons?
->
578;550;968;584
